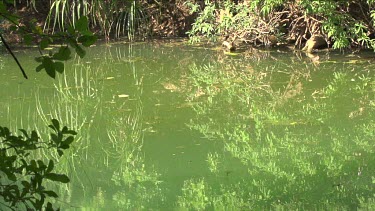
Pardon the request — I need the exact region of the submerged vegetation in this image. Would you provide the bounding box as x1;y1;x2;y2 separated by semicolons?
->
185;51;375;209
1;41;374;209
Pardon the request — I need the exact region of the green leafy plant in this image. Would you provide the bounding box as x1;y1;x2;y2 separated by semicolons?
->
0;1;97;79
44;0;148;41
35;16;97;78
0;119;77;210
186;0;218;43
187;0;375;49
1;3;88;210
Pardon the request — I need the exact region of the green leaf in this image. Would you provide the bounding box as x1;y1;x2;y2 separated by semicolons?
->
40;38;50;50
48;125;57;132
67;38;86;58
75;45;86;58
19;129;29;138
37;160;46;169
51;133;59;144
57;149;63;156
21;181;29;187
78;35;97;47
45;173;70;183
67;38;79;48
35;198;44;210
67;25;75;36
20;159;28;168
46;202;54;211
61;126;78;135
30;160;37;171
62;128;77;135
75;16;88;33
43;191;58;198
51;119;60;131
54;62;64;74
4;170;17;181
46;160;54;173
30;131;39;141
21;181;30;197
67;130;77;135
35;56;43;63
53;47;71;61
59;144;70;149
42;57;56;78
62;136;74;146
62;126;68;133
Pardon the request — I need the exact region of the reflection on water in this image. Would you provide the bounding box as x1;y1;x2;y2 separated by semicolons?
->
0;40;374;210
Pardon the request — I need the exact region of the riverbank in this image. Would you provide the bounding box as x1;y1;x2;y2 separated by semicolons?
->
0;1;195;43
2;1;375;54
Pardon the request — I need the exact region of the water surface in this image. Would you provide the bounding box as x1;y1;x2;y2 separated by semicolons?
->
1;40;374;210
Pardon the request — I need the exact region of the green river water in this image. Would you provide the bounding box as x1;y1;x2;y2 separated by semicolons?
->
1;40;375;210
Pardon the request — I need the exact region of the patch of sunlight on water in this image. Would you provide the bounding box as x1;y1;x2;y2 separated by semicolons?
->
0;41;375;210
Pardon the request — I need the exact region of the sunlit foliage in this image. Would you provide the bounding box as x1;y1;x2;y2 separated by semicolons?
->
187;0;375;49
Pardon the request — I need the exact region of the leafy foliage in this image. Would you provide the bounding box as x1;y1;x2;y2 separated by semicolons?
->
0;1;97;78
1;2;86;211
34;16;97;78
44;0;148;41
0;119;76;210
187;0;375;49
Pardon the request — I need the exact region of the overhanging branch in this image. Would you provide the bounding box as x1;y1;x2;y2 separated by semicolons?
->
0;34;28;79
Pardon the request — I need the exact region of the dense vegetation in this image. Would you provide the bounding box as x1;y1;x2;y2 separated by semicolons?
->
0;0;193;42
0;120;76;210
187;0;375;50
2;0;375;51
1;0;375;48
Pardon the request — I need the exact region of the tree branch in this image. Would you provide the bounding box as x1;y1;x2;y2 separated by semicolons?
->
0;34;28;79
